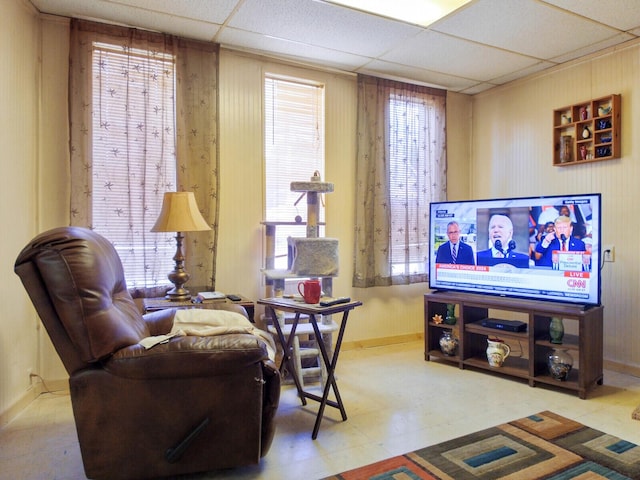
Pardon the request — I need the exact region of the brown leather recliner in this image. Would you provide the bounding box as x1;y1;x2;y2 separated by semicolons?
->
14;227;280;480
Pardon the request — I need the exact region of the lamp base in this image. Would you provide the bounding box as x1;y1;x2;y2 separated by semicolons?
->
165;286;192;302
165;231;192;301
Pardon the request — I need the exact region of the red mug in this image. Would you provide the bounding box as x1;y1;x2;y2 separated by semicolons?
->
298;279;321;304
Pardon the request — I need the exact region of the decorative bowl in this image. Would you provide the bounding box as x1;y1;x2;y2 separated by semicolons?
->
598;106;611;116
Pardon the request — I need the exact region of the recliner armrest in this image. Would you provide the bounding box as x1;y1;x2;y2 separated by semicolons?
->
104;333;270;379
143;308;177;335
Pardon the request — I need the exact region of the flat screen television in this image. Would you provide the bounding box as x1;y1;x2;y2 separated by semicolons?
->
428;193;601;306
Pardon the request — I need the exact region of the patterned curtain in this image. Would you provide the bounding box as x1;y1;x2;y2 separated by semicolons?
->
353;75;447;287
174;36;220;290
69;20;219;296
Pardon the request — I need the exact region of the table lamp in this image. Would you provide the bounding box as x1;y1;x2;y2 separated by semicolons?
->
151;191;211;301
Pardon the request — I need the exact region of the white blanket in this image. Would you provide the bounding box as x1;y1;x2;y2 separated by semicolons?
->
139;309;276;361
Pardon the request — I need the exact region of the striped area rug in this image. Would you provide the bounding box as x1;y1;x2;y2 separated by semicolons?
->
324;411;640;480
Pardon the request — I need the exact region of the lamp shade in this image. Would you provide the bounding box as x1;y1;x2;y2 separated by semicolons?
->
151;192;211;233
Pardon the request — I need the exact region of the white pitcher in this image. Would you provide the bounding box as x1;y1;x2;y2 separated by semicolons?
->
486;339;510;367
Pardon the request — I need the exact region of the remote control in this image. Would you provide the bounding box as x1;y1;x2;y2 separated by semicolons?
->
319;297;350;307
226;294;242;302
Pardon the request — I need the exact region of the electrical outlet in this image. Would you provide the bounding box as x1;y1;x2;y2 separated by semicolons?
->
27;368;34;384
603;245;615;262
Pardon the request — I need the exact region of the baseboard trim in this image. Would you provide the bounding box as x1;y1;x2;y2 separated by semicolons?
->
341;333;423;351
0;379;69;429
0;386;39;429
604;359;640;377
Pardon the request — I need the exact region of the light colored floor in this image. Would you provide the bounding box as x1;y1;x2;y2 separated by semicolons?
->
2;340;640;480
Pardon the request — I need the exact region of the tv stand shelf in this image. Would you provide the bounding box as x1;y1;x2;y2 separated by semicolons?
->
424;291;603;399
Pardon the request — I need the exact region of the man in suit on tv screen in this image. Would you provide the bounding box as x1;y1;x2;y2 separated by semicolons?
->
436;221;475;265
534;215;587;268
477;214;530;268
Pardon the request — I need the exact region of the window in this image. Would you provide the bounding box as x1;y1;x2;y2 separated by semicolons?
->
388;92;436;276
70;20;219;293
353;76;446;287
90;42;177;286
264;74;325;270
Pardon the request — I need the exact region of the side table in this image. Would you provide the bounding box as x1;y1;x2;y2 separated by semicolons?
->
266;320;339;389
258;297;362;439
143;295;255;322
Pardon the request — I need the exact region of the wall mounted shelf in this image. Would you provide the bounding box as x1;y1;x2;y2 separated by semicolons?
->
553;94;620;166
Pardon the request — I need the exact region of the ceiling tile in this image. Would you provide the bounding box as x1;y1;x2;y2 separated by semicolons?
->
381;30;541;82
542;0;640;31
218;28;372;72
432;0;622;60
227;0;421;57
549;32;636;64
489;60;556;85
357;59;481;92
460;82;498;95
31;0;221;40
109;0;238;24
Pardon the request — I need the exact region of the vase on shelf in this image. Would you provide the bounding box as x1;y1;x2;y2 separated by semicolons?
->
580;144;587;160
549;317;564;344
548;348;573;381
486;338;510;367
444;303;457;325
580;106;588;120
560;136;572;163
439;330;458;356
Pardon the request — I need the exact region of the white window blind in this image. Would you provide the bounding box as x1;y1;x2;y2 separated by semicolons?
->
388;93;434;276
90;42;177;286
264;75;325;269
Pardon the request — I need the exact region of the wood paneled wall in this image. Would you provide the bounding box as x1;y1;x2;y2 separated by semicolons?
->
472;39;640;372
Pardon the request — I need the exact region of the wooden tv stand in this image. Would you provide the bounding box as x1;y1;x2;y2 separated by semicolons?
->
424;291;603;399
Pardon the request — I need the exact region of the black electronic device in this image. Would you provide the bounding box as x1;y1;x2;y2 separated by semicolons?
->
319;297;350;307
226;294;242;302
481;318;527;332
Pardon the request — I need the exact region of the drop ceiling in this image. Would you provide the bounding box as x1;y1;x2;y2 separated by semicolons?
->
29;0;640;94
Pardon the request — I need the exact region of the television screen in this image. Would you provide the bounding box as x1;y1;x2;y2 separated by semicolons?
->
428;193;601;306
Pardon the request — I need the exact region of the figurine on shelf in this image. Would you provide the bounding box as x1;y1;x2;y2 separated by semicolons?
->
580;144;587;160
582;126;591;139
598;105;611;116
432;314;443;325
580;106;588;120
